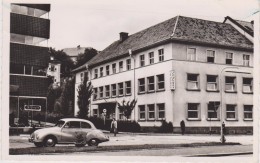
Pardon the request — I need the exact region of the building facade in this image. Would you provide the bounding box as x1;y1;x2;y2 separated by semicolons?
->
74;16;253;134
9;4;52;125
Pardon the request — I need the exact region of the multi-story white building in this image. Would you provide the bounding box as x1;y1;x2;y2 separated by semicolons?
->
74;16;253;134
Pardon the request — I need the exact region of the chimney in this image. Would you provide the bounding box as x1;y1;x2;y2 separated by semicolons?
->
119;32;128;42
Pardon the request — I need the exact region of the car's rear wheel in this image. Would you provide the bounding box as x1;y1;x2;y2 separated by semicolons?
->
88;138;99;146
43;136;56;147
34;142;43;147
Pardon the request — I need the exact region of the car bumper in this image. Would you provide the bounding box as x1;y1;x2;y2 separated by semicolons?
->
101;136;109;142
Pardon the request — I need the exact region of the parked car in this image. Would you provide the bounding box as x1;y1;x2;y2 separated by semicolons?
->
28;118;109;147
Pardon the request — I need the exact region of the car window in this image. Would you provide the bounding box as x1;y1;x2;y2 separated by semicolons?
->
69;121;81;128
55;120;65;127
81;122;91;129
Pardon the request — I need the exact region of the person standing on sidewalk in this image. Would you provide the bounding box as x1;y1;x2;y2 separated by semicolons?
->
180;120;185;135
111;118;118;136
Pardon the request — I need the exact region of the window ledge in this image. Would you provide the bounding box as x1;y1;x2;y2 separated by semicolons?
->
186;88;201;92
206;90;219;92
147;119;156;121
242;92;253;94
118;95;124;97
111;96;117;98
225;91;237;93
125;93;132;96
138;92;146;95
186;118;201;121
147;90;155;94
206;118;220;121
243;119;253;121
138;119;146;122
156;89;165;92
225;119;238;121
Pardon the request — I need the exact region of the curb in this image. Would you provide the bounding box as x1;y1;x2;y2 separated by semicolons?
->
187;151;253;157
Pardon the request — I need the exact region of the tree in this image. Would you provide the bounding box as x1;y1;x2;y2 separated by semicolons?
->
47;84;62;113
76;48;98;67
49;47;75;77
77;75;93;119
117;99;137;119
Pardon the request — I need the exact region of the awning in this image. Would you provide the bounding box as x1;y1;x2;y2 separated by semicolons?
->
10;85;19;93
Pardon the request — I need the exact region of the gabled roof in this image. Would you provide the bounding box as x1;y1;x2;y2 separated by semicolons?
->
224;16;254;37
63;47;90;57
83;16;253;69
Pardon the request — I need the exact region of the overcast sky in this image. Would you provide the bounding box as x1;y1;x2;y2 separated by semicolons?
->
48;0;258;51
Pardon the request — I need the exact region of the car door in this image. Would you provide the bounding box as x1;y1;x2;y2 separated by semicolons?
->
81;122;93;137
61;121;81;143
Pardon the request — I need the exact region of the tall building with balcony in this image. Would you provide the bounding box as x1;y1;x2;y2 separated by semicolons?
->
9;4;51;125
74;15;253;134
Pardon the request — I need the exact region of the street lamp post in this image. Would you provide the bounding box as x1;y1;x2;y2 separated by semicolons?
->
219;66;251;144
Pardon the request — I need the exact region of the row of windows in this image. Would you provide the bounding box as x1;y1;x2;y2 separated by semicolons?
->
187;102;253;121
93;81;131;100
187;74;253;93
187;48;251;66
138;74;165;94
138;103;165;120
10;63;46;76
93;49;165;79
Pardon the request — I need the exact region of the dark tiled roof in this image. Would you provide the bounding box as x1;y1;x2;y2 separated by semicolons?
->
224;16;253;37
10;43;50;67
86;16;253;68
10;75;52;97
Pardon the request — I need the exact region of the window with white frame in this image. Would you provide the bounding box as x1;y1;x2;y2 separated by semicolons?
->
187;74;199;90
158;49;164;62
125;81;131;95
207;50;215;63
139;105;146;120
157;74;165;90
111;84;117;97
126;59;131;70
105;85;110;97
119;61;123;72
140;54;145;67
207;75;218;91
93;109;98;117
187;48;196;61
226;104;236;120
118;82;124;96
93;88;97;100
244;105;253;120
147;76;155;92
94;69;98;79
207;101;220;119
243;78;253;93
226;52;233;65
112;63;116;74
157;103;165;119
148;104;155;119
106;65;110;75
80;72;84;82
149;52;154;64
119;109;124;120
243;54;250;66
99;86;103;98
187;103;200;119
100;67;103;77
225;76;236;92
25;65;31;75
138;78;145;93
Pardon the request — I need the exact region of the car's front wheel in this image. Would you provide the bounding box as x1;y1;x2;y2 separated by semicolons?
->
34;142;43;147
88;139;99;146
43;136;56;147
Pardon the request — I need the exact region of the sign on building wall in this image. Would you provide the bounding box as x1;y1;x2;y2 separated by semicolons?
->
170;70;175;90
24;105;41;111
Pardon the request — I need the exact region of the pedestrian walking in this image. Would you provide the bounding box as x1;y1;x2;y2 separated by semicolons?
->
180;120;185;135
111;118;118;136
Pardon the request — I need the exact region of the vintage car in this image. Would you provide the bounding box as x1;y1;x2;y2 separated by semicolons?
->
29;118;109;147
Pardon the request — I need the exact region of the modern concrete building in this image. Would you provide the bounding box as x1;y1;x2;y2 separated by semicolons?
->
9;4;51;125
74;16;253;134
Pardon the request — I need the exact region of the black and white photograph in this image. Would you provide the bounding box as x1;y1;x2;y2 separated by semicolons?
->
1;0;260;162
